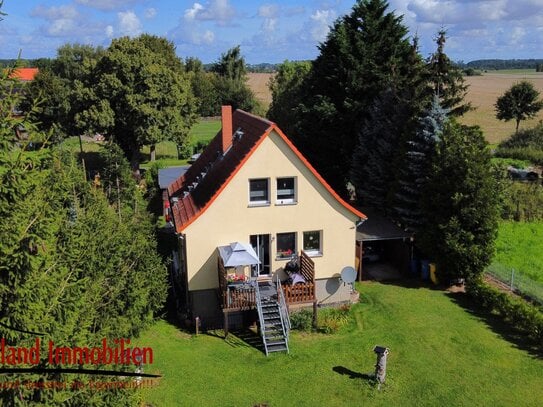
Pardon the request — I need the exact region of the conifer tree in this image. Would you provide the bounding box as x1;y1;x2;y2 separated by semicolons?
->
351;89;410;210
292;0;416;195
393;96;449;230
1;47;166;404
418;121;499;282
426;30;471;116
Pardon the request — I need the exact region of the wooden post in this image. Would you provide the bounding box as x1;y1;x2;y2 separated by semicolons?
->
224;311;229;339
358;240;363;282
195;317;200;336
312;301;318;330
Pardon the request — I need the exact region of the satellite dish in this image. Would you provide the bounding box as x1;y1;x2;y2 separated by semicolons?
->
340;266;357;284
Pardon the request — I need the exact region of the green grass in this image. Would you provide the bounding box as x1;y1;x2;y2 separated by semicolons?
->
491;69;542;75
189;119;221;144
59;120;221;169
494;221;543;284
136;282;543;406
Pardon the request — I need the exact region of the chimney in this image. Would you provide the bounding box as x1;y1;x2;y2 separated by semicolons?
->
221;105;233;153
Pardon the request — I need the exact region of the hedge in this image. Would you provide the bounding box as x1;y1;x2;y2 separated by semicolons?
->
466;282;543;349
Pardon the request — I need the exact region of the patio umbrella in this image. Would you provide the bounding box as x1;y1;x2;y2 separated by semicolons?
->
218;242;260;267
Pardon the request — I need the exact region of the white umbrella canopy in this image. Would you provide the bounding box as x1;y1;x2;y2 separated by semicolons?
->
218;242;260;267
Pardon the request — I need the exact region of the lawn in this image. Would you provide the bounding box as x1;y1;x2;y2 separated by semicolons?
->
60;119;221;169
494;221;543;284
136;282;543;406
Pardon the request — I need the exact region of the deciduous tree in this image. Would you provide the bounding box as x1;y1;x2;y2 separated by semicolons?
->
495;80;543;134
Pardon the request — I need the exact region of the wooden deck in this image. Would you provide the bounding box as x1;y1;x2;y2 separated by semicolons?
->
218;251;316;312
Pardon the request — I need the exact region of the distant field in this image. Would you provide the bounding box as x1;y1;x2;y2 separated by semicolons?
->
461;72;543;145
247;72;274;107
246;71;543;145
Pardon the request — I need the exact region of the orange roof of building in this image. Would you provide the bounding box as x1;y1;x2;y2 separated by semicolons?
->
168;108;366;233
8;67;39;81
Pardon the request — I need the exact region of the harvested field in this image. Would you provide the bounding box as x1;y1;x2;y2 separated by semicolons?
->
247;72;274;107
246;71;543;145
461;72;543;145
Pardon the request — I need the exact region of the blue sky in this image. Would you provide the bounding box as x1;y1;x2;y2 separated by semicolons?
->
1;0;542;64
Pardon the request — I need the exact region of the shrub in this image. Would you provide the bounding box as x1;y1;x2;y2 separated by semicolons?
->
290;309;313;331
466;282;543;348
317;305;352;334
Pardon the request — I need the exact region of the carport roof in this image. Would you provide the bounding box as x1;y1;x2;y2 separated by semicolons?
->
356;207;413;242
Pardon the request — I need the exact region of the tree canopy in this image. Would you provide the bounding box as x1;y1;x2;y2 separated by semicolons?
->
282;0;416;195
495;80;543;134
1;58;167;404
418;121;500;282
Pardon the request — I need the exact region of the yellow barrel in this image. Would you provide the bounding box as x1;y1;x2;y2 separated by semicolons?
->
429;263;438;284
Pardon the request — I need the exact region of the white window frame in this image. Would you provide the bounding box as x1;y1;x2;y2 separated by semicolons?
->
276;177;297;205
303;230;322;256
248;178;270;206
276;232;297;260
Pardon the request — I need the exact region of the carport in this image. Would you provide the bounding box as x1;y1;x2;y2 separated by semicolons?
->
356;208;413;281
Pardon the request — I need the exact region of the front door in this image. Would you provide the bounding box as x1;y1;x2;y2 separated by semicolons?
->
250;234;270;277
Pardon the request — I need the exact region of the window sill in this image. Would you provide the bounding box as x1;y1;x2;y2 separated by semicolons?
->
248;202;271;208
304;252;323;258
275;256;295;261
275;201;297;206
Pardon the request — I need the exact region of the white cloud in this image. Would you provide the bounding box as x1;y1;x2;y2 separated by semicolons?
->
145;8;157;19
183;0;236;26
258;4;279;18
185;3;205;21
310;9;336;42
106;25;114;38
201;30;215;44
75;0;142;11
31;5;79;20
30;4;105;39
117;11;142;36
262;18;277;33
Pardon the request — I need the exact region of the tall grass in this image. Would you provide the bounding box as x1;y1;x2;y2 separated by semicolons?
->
494;221;543;284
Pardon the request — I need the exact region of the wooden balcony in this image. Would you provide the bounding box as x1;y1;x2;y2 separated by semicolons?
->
218;251;317;312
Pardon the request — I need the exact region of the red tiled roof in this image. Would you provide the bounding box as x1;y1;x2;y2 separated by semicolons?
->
8;68;39;81
168;109;366;233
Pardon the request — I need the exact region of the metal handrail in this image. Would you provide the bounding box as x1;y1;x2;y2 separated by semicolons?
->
253;281;268;355
276;275;291;337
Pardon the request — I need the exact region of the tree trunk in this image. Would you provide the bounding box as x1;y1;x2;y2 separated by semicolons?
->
515;119;520;134
150;144;156;162
131;148;140;181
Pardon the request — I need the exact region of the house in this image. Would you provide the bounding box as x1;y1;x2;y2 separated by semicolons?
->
166;106;366;334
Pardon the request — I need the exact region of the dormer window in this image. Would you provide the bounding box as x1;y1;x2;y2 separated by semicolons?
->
276;177;296;205
249;178;270;206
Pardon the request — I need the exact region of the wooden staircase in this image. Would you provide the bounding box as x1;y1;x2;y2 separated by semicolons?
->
255;279;290;356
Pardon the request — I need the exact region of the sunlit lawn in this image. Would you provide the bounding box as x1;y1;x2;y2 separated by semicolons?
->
136;282;543;407
60;119;221;169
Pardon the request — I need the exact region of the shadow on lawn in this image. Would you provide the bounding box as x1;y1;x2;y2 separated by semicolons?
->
448;292;543;359
223;329;265;353
332;366;374;382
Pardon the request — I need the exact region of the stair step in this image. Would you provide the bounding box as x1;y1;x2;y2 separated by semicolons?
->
266;344;287;353
265;338;286;345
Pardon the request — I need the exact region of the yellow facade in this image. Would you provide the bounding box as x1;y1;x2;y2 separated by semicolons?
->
183;130;360;291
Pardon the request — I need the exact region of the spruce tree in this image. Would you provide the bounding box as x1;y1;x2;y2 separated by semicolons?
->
426;30;471;116
351;89;411;210
393;96;449;230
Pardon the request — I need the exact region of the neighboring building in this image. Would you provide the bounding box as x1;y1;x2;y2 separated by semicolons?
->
166;106;366;328
8;67;39;82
